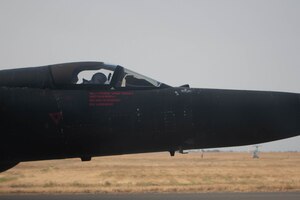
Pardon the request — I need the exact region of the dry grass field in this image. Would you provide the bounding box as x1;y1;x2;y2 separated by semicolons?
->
0;152;300;194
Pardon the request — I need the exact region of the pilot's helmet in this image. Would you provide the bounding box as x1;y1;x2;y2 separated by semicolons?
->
91;73;107;84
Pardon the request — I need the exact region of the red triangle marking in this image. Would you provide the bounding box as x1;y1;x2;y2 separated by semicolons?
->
49;112;63;125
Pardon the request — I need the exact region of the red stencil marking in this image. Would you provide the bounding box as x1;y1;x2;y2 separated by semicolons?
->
49;112;63;125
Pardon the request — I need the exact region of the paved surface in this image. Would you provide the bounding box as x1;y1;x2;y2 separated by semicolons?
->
0;193;299;200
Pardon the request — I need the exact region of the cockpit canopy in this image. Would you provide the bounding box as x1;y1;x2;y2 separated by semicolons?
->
0;62;169;89
51;62;168;89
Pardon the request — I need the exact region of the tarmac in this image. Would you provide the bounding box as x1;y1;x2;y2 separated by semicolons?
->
0;192;299;200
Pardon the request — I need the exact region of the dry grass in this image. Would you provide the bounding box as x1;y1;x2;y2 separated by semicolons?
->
0;152;300;194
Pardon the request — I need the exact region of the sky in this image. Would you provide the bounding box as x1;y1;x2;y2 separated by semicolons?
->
0;0;299;151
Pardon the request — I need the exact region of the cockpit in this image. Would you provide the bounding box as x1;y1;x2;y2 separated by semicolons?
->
0;62;170;89
50;62;169;89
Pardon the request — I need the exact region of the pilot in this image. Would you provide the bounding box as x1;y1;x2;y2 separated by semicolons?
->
90;73;107;84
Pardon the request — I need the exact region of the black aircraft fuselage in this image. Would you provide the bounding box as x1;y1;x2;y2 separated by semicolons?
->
0;62;299;172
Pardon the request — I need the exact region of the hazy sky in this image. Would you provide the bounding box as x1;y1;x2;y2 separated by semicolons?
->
0;0;299;151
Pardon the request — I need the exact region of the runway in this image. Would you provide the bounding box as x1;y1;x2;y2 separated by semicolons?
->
0;193;299;200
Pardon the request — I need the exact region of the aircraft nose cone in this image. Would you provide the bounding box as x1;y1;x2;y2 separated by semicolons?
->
191;89;300;148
